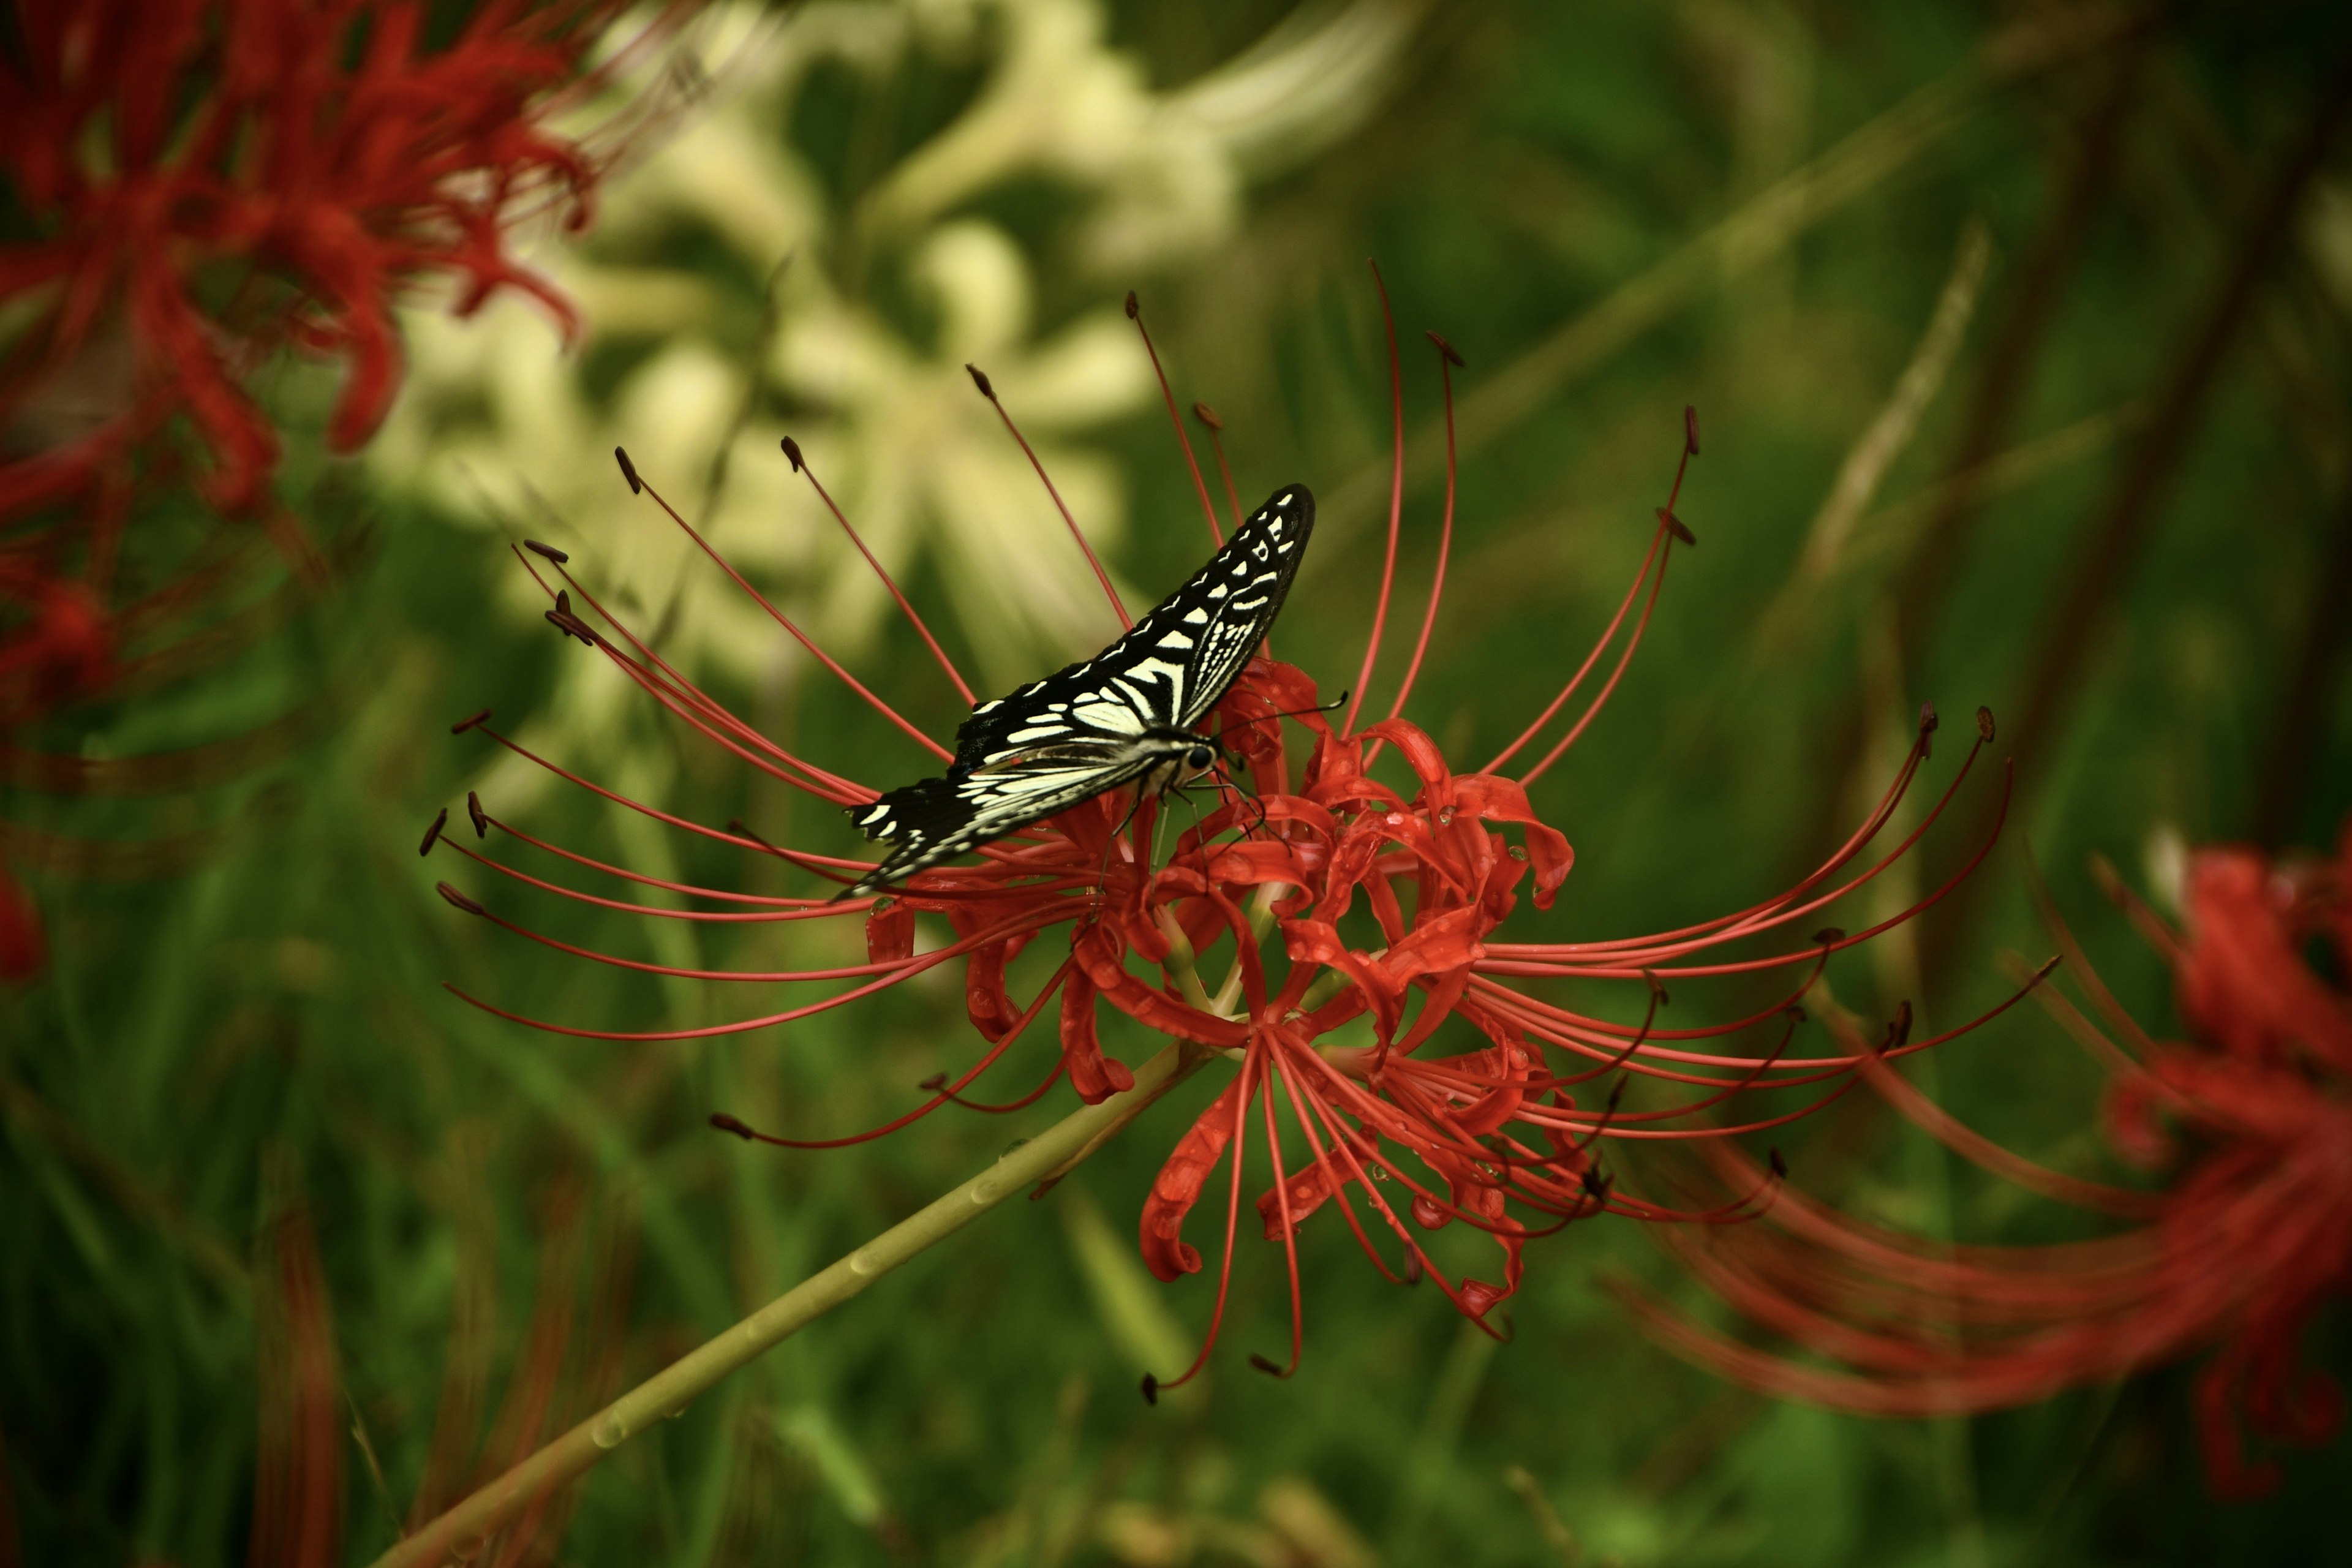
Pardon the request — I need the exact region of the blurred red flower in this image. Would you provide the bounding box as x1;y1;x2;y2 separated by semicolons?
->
1;0;655;981
1621;823;2352;1498
0;0;628;518
431;280;2033;1385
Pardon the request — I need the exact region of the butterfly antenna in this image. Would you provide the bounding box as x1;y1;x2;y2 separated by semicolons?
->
964;363;1133;630
1126;291;1224;548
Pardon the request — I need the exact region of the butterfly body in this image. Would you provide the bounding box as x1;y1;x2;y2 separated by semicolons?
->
842;485;1314;897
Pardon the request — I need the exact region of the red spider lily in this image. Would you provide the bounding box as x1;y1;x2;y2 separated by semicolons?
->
0;0;661;983
0;0;639;521
1619;822;2352;1499
428;271;2030;1386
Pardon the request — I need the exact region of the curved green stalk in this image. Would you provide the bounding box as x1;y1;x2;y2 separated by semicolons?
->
369;1039;1209;1568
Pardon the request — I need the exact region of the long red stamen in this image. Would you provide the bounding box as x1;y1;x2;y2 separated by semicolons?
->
619;450;954;761
1483;411;1699;775
964;363;1132;629
713;962;1073;1147
785;437;976;705
1343;260;1406;738
1126;292;1224;549
1256;1048;1306;1379
444;907;1076;1042
1383;333;1461;725
1155;1046;1261;1392
1193;402;1245;535
515;549;866;802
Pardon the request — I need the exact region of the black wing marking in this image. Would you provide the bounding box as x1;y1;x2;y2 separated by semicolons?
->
954;485;1315;764
841;484;1314;896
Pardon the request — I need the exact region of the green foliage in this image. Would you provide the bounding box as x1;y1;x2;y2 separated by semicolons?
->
5;1;2350;1563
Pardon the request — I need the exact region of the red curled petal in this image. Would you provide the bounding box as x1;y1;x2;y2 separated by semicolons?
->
1382;904;1486;982
1455;774;1574;909
0;866;47;981
1057;966;1133;1104
1283;919;1402;1043
1363;718;1457;811
1140;1075;1247;1281
963;939;1012;1042
1077;922;1246;1047
865;901;915;965
1257;1120;1378;1240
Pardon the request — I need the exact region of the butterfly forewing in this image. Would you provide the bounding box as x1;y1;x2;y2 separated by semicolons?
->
842;485;1314;896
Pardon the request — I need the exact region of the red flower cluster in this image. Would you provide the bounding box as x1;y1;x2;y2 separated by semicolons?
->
1623;824;2352;1498
1;0;646;978
429;279;2029;1384
0;0;629;518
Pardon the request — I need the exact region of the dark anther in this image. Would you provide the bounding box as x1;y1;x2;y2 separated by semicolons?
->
1581;1165;1612;1200
1139;1373;1159;1406
1684;404;1701;456
1786;1003;1808;1023
1124;290;1140;319
709;1112;756;1140
546;591;596;645
419;808;448;857
1427;330;1465;368
524;538;570;565
1768;1147;1789;1179
614;446;641;494
1605;1076;1628;1113
1977;706;1996;742
1248;1354;1288;1379
728;817;780;853
467;791;489;837
435;882;485;916
1643;969;1670;1007
780;435;804;472
1882;1000;1913;1052
918;1072;949;1093
451;708;491;734
1659;508;1697;546
1918;702;1939;758
964;363;993;399
1814;926;1845;945
2035;954;2062;981
1191;401;1222;430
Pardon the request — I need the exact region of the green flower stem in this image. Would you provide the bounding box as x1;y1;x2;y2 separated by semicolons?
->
369;1038;1210;1568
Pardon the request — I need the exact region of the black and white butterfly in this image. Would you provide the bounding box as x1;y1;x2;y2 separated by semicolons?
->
840;484;1315;898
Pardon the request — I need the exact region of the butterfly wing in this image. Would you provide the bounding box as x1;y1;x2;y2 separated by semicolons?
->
841;484;1314;895
843;747;1155;897
952;484;1316;762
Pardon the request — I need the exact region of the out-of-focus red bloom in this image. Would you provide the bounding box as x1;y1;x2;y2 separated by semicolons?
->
0;0;625;518
231;1183;636;1568
429;278;2030;1384
0;561;111;726
0;0;657;985
1621;824;2352;1499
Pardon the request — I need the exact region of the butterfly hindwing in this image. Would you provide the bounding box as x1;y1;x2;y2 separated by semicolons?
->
843;484;1314;895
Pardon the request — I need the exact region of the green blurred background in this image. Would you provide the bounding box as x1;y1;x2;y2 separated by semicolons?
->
5;1;2350;1562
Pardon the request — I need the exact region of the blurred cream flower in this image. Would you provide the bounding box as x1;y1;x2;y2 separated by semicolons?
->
370;0;1415;802
859;0;1424;273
